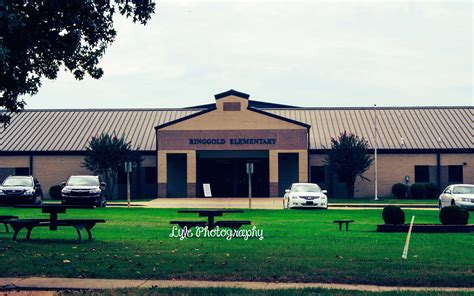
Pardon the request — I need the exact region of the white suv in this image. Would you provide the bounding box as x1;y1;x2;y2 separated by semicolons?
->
284;183;328;209
438;184;474;210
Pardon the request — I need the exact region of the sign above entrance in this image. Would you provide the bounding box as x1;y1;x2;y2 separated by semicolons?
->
189;138;277;145
157;129;308;150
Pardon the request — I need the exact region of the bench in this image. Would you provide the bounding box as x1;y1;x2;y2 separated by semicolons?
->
333;220;354;231
214;220;251;230
0;216;19;233
170;221;207;229
7;219;106;242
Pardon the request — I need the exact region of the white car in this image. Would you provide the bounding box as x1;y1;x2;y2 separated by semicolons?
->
438;184;474;210
284;183;328;209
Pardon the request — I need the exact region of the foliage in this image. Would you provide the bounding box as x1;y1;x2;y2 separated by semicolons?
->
324;131;373;199
82;133;141;198
0;0;155;126
424;183;438;199
382;206;405;224
410;183;425;199
391;183;408;199
439;206;469;225
48;185;63;200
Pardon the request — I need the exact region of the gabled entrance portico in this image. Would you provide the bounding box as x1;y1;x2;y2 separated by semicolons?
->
155;90;310;198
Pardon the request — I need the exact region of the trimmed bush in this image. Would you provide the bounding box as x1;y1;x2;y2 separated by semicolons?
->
410;183;425;199
382;206;405;225
439;206;469;225
424;183;438;199
391;183;408;199
49;185;63;200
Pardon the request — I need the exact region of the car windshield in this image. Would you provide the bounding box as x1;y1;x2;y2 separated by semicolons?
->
2;177;33;187
293;184;321;192
453;186;474;194
67;176;99;186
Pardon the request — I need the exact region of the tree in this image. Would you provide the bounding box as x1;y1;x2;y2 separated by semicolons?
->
0;0;155;125
83;133;141;199
324;131;373;199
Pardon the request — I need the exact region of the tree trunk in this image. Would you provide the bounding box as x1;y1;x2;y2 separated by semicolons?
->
345;181;355;199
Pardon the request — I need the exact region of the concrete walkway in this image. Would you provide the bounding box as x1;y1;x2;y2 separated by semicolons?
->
112;198;437;210
1;277;473;293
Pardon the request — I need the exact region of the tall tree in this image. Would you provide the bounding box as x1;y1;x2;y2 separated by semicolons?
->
324;131;373;199
0;0;155;125
83;133;141;199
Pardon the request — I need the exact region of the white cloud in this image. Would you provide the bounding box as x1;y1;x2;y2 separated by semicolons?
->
27;1;473;109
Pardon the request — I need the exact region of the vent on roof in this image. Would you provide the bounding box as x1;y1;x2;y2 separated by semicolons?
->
223;102;241;111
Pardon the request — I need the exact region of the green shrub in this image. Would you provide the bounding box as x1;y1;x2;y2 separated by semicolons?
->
424;183;438;199
391;183;408;199
410;183;425;199
382;206;405;224
49;185;63;200
439;206;469;225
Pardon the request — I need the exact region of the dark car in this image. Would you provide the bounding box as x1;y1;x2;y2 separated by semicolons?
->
61;175;107;207
0;175;43;205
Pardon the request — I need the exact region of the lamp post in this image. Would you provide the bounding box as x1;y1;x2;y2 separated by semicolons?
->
374;104;378;201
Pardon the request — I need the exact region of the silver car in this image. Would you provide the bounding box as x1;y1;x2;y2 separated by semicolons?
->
438;184;474;210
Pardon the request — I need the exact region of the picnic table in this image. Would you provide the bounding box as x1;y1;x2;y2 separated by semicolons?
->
0;215;18;233
5;204;105;242
333;219;354;231
171;209;250;230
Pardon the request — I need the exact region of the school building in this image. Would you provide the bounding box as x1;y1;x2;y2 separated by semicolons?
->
0;90;472;199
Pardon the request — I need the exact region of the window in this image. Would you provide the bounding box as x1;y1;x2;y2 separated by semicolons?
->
145;167;157;184
448;165;463;183
15;167;30;176
414;165;429;183
310;166;325;184
223;102;241;111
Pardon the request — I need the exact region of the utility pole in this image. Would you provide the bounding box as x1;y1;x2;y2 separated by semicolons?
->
374;104;378;201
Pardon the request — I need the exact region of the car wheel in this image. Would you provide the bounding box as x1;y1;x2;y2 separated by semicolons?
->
101;199;107;208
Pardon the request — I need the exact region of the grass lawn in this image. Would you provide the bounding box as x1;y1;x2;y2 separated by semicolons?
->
0;207;472;287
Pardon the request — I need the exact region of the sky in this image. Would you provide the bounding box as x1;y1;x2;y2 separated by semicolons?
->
26;0;473;109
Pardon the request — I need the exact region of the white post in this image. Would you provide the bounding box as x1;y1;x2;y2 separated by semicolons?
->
374;104;378;200
402;216;416;260
127;170;131;208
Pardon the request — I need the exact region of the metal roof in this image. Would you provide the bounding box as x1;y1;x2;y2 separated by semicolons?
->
0;107;472;152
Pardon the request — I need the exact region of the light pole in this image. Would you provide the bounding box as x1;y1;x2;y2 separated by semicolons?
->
374;104;378;201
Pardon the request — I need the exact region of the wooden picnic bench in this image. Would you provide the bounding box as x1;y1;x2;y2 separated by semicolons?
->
8;204;105;242
333;219;354;231
173;210;251;230
170;221;207;228
0;215;18;233
214;220;251;230
7;219;106;242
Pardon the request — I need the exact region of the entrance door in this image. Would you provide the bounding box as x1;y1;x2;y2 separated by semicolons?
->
167;154;187;197
278;153;299;196
197;151;269;197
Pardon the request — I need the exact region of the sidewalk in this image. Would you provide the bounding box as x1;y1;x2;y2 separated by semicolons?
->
1;277;473;292
110;198;437;210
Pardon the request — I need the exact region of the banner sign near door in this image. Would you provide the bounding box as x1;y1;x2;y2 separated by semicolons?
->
203;183;212;197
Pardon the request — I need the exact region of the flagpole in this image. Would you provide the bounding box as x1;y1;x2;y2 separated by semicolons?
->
374;104;378;201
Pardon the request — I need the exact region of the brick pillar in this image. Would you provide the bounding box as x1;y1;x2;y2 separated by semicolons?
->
269;150;279;197
187;151;196;197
